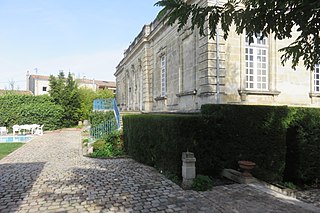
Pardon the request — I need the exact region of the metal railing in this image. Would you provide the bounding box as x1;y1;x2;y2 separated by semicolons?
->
90;119;117;139
90;98;121;139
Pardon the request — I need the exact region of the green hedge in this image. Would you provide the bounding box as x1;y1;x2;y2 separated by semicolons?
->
124;104;320;186
0;94;63;131
200;104;290;182
283;107;320;186
123;114;204;177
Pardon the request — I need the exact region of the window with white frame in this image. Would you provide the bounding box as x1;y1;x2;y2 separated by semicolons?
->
160;55;167;96
314;64;320;92
245;34;268;90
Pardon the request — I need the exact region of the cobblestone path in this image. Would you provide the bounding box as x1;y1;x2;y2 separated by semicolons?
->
0;130;319;213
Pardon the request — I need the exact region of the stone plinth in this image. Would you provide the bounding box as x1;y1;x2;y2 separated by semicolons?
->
182;152;196;189
221;169;258;184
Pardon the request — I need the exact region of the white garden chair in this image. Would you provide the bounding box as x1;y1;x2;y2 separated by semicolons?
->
0;127;7;135
34;125;44;135
12;125;21;135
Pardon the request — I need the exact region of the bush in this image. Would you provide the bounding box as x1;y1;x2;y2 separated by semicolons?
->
92;139;106;151
82;138;89;146
192;175;213;191
90;130;124;158
89;111;115;128
0;94;63;131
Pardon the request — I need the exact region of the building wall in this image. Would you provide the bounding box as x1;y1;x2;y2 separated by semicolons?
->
27;74;116;96
115;0;320;113
27;76;49;96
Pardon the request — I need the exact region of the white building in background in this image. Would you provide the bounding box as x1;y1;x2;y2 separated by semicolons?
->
115;0;320;113
26;72;116;96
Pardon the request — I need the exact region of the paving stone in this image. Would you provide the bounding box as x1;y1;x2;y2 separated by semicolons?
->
0;130;319;213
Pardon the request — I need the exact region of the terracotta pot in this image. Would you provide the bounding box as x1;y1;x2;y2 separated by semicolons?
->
238;160;256;177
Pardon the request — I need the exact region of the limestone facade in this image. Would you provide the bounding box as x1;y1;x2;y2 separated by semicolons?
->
115;0;320;113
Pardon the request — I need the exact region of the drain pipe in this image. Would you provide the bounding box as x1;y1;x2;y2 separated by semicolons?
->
216;0;221;104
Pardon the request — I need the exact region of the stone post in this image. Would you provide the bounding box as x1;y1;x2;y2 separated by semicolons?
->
83;120;90;126
182;152;196;189
87;142;93;155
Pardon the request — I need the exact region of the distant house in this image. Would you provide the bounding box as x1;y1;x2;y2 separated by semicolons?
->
26;73;116;95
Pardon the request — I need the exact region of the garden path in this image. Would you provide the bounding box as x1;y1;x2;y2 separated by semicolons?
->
0;130;319;213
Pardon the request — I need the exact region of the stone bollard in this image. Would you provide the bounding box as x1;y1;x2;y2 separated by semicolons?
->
182;152;196;189
83;120;90;126
87;143;93;155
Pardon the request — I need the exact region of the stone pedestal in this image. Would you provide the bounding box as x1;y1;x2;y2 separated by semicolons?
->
182;152;196;189
87;143;93;155
83;120;90;126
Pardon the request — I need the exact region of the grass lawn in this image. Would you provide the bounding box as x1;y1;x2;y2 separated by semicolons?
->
0;143;24;160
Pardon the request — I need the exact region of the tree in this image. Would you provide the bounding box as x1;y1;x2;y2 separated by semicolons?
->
63;73;81;127
78;88;114;121
49;71;81;127
49;71;65;105
155;0;320;70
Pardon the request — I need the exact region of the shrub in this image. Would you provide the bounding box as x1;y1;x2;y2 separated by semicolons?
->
191;175;213;191
82;138;89;146
90;130;124;158
0;94;63;131
92;139;106;151
89;111;115;128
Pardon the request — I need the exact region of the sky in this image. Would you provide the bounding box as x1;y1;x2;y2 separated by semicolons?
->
0;0;161;90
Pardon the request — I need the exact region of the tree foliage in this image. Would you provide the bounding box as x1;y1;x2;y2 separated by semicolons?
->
49;71;81;127
78;87;114;121
155;0;320;70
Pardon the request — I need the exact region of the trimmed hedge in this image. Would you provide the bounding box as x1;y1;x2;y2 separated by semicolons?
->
200;104;289;182
283;107;320;185
124;104;320;185
124;114;204;177
0;94;63;131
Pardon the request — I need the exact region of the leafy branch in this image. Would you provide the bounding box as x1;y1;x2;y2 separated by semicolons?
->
155;0;320;70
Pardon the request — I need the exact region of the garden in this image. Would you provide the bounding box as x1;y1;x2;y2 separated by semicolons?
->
0;72;115;160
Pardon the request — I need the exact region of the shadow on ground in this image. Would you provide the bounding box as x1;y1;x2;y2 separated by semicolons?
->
37;158;211;212
0;162;45;212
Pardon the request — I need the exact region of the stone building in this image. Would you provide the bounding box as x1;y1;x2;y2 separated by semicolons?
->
115;0;320;113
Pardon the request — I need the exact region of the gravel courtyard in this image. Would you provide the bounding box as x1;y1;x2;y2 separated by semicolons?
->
0;130;319;213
